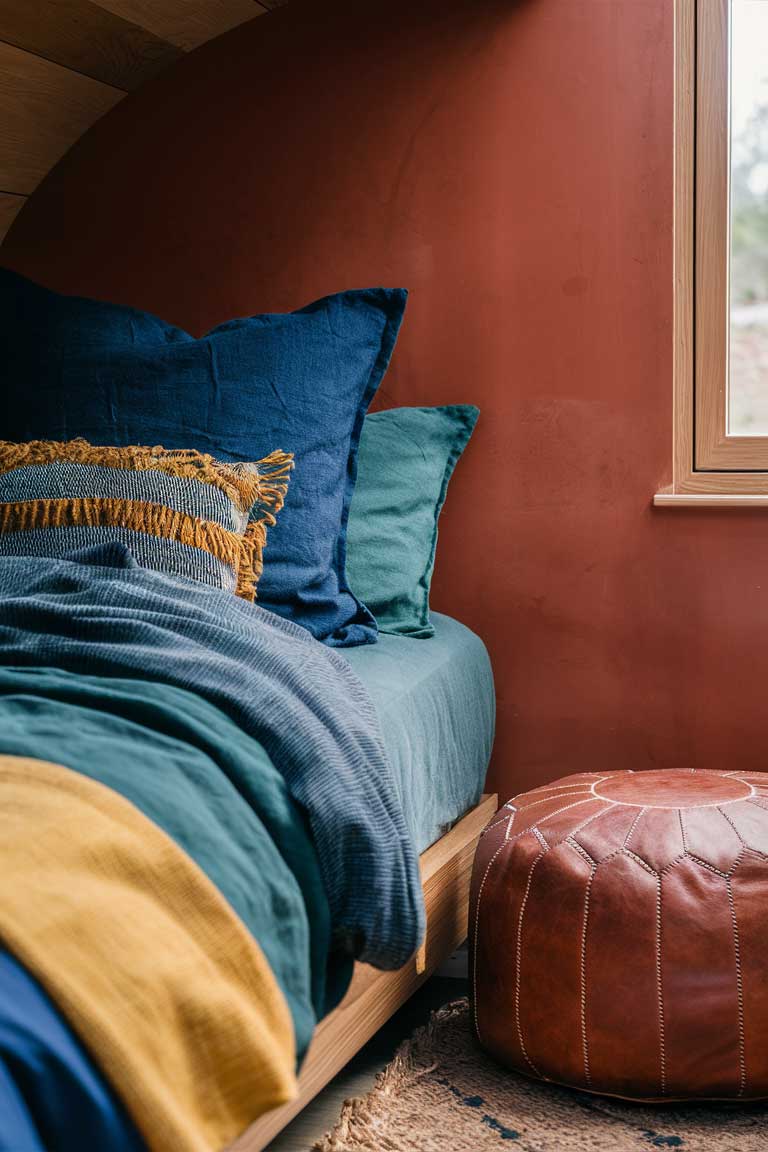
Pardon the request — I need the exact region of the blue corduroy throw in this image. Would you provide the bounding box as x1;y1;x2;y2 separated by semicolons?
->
0;544;425;968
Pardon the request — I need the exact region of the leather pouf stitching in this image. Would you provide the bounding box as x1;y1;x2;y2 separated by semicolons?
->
470;769;768;1101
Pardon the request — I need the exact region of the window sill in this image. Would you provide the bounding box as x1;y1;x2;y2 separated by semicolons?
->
654;492;768;507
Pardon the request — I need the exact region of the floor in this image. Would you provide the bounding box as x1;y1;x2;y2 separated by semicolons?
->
266;975;467;1152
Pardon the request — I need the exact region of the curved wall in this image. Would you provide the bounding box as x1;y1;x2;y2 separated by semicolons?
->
4;0;747;798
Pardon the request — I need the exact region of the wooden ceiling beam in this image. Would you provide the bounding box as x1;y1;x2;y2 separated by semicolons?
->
91;0;268;53
0;0;183;91
0;40;122;195
0;189;25;241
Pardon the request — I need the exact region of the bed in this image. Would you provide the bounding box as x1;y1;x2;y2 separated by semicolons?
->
0;558;494;1152
0;261;495;1151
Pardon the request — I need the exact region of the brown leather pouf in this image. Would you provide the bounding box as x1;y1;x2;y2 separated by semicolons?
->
469;769;768;1102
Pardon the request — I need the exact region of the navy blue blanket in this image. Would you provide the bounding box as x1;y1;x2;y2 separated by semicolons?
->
0;951;145;1152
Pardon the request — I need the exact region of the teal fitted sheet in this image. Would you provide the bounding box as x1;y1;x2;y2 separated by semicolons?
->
343;613;494;853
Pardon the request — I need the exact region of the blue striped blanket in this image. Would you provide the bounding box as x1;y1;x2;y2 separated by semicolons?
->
0;544;424;968
0;543;426;1151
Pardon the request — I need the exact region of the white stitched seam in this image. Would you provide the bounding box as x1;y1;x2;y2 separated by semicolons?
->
567;837;596;867
726;877;747;1097
624;849;659;877
535;797;602;826
580;865;596;1089
656;875;666;1097
532;826;549;851
730;848;768;875
623;805;647;849
485;802;517;834
474;798;598;1048
577;842;661;874
659;854;690;877
719;806;748;846
593;800;747;811
513;789;594;814
686;854;731;879
471;838;508;1045
485;797;603;859
678;808;688;853
568;801;617;843
569;802;647;865
514;851;545;1077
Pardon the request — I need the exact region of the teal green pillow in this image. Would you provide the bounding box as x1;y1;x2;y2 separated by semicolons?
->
346;405;479;638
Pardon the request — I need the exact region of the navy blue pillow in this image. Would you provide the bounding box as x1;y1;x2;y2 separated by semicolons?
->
0;268;407;645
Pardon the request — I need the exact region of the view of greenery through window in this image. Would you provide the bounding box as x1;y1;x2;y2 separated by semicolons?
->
729;0;768;433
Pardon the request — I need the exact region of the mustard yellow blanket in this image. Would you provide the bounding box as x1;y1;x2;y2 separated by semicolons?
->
0;755;297;1152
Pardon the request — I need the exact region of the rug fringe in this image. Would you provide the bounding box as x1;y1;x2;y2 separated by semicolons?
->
312;1000;468;1152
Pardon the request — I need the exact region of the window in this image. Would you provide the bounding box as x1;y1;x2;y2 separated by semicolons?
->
659;0;768;503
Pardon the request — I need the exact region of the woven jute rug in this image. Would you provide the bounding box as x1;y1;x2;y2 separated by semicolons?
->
314;999;768;1151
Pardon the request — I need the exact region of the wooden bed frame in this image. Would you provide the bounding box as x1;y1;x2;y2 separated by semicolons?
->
229;792;497;1152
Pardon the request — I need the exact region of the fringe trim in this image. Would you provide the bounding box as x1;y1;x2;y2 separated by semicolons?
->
312;1000;469;1152
239;451;295;600
250;449;294;528
239;522;267;603
0;439;294;519
0;497;262;600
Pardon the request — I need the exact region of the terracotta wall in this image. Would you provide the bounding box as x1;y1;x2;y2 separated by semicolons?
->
4;0;756;799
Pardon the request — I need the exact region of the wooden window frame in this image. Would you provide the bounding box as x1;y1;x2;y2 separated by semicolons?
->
656;0;768;506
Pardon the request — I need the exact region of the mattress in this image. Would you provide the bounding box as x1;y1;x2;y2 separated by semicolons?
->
343;612;495;853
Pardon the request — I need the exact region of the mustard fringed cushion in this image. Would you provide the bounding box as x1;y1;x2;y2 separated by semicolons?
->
0;439;293;601
0;755;297;1152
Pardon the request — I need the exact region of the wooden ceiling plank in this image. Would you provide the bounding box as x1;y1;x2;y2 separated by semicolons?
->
0;41;122;195
0;190;25;242
0;0;183;91
91;0;268;53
